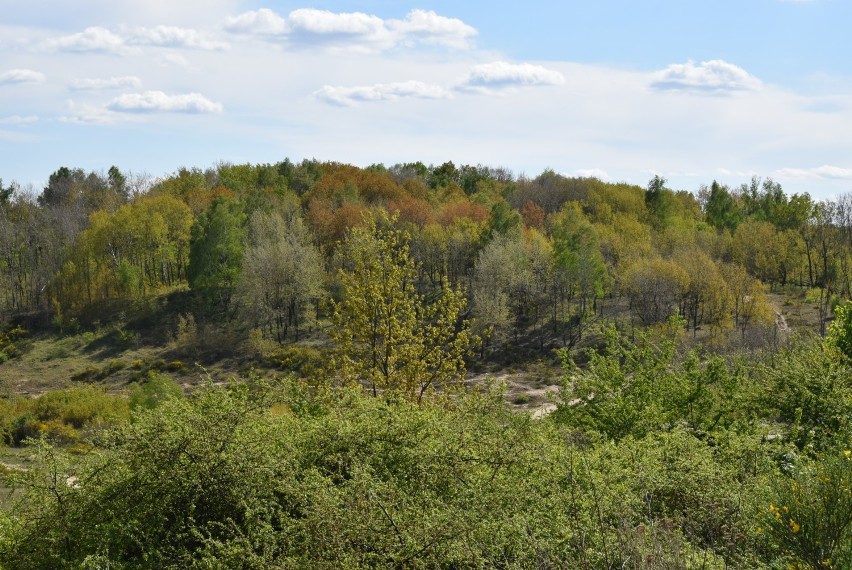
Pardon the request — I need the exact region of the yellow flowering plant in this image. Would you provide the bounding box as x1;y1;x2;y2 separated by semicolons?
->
764;451;852;569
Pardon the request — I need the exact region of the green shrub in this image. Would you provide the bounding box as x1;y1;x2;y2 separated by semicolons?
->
763;450;852;569
129;373;184;411
268;345;325;377
0;387;129;446
0;324;26;362
512;392;531;405
70;366;100;383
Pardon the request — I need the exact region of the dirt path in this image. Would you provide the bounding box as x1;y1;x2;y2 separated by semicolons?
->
466;371;561;418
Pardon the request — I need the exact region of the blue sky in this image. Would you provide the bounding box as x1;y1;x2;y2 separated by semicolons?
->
2;0;851;200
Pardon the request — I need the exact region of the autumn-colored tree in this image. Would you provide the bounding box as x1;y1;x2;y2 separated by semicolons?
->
520;200;545;230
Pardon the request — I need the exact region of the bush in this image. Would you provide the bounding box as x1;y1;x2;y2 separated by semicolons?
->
0;324;27;362
0;387;130;446
128;373;184;411
763;450;852;569
512;392;531;405
268;345;325;377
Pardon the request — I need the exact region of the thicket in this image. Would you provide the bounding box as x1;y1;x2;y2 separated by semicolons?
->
0;326;849;569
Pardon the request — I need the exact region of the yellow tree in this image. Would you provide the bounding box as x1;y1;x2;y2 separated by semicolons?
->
330;213;474;401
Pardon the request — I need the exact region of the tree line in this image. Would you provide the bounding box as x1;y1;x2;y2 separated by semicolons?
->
2;161;851;353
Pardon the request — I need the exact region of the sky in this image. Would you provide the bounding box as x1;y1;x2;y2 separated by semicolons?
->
2;0;851;200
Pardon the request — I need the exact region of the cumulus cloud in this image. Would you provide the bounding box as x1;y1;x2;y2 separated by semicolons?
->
459;61;565;92
107;91;223;114
279;8;394;51
0;68;47;85
224;8;287;35
0;115;39;125
650;60;761;92
775;165;852;179
43;26;127;53
387;10;477;48
224;8;476;51
315;80;452;106
127;26;229;50
44;25;228;54
71;76;142;90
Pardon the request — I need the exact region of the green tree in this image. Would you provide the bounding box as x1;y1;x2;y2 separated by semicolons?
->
330;213;474;400
645;175;675;230
703;180;741;231
550;204;609;345
0;178;17;206
481;200;522;242
187;198;247;309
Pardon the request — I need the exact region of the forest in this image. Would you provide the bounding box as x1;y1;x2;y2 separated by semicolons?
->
0;160;850;568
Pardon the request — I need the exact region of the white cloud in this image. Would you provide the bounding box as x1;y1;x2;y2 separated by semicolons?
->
127;26;229;51
224;8;287;35
71;76;142;90
0;68;46;85
43;25;228;54
285;8;393;51
575;168;610;180
651;60;761;92
289;8;384;36
60;100;122;125
223;8;476;52
387;10;477;49
0;114;38;125
107;91;223;114
43;26;127;53
775;165;852;179
315;80;452;106
460;61;565;91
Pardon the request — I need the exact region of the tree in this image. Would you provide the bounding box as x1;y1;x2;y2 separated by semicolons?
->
645;175;675;230
623;257;690;326
550;204;609;345
238;211;324;342
703;180;741;231
187;198;247;309
470;234;524;350
330;213;474;400
481;200;522;242
0;179;17;206
38;167;80;207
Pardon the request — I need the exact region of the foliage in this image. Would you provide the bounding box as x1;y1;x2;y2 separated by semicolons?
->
755;336;852;452
0;386;129;446
827;300;852;362
330;213;474;400
128;372;184;411
0;325;26;363
237;211;324;342
0;381;772;569
763;450;852;569
187;198;247;309
554;319;752;441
